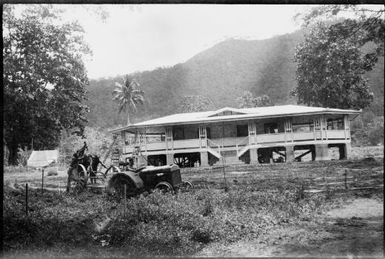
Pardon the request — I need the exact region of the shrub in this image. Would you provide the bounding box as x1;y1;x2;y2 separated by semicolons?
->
351;114;384;146
367;120;384;146
17;147;32;166
295;182;306;202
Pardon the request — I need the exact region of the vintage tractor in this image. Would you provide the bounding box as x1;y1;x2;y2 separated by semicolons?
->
107;164;193;197
67;142;193;196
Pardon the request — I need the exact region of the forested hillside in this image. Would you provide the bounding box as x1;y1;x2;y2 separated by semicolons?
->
86;30;384;129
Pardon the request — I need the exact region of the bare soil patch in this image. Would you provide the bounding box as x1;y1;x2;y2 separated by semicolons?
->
327;198;383;218
198;197;384;257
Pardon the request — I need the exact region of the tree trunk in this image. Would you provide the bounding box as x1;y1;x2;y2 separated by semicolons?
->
8;141;19;165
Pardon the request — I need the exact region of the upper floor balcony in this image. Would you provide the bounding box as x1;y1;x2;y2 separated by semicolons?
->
123;128;349;155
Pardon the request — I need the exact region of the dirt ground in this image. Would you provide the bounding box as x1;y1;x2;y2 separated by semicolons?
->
197;197;383;257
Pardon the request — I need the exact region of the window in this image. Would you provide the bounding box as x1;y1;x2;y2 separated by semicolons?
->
292;122;314;133
206;127;211;139
184;126;199;139
237;125;248;137
264;123;278;134
292;117;314;133
124;132;135;145
327;118;344;130
172;126;199;140
173;126;184;140
146;133;165;143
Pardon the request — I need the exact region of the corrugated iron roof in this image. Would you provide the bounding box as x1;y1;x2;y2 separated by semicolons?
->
110;105;360;133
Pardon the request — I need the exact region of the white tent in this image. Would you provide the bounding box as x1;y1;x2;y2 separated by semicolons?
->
27;150;59;168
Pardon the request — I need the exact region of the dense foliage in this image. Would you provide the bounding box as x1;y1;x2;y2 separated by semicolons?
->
292;6;384;109
3;5;90;164
58;127;116;165
351;112;384;146
236;91;273;108
175;95;216;113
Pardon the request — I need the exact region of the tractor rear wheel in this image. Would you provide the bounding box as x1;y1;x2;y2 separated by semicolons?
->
67;167;88;194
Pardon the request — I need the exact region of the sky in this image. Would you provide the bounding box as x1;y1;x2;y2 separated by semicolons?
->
10;4;384;79
61;4;308;79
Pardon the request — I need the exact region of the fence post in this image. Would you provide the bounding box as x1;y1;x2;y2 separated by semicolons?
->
124;184;127;216
344;169;348;189
25;183;28;216
222;157;227;191
41;168;44;194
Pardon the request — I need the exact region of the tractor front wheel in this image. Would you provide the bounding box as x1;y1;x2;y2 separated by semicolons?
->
182;181;194;191
155;181;174;194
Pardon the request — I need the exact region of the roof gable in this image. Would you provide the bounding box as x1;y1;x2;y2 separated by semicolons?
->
207;107;246;117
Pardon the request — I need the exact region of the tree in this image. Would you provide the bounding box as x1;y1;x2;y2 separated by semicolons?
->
236;91;273;108
292;5;384;109
113;76;144;125
236;91;255;108
3;5;91;165
368;117;384;146
175;95;216;113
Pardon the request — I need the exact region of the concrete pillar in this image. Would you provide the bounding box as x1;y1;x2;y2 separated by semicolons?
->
344;143;351;159
311;147;316;161
200;151;209;167
166;153;174;165
249;148;258;164
286;145;294;162
315;144;329;161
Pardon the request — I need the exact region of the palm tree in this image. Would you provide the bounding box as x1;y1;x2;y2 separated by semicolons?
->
113;75;144;125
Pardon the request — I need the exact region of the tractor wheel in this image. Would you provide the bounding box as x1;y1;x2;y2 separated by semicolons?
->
107;174;138;198
155;181;174;194
182;181;194;190
68;167;87;194
74;178;87;193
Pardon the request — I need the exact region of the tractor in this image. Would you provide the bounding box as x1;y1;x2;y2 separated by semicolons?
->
67;142;193;196
107;164;193;197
